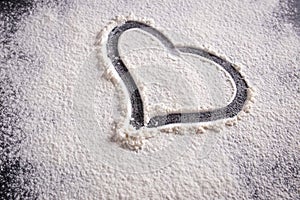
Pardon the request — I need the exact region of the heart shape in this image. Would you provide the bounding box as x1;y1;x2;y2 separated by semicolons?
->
105;20;249;129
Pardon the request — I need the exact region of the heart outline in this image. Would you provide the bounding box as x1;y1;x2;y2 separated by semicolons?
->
106;21;249;129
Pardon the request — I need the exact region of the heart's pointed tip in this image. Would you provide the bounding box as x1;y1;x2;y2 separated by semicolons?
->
111;120;159;151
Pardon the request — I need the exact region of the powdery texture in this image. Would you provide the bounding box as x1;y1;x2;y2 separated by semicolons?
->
96;15;253;150
1;0;299;199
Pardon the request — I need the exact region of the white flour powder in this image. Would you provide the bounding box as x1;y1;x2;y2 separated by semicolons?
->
2;0;300;199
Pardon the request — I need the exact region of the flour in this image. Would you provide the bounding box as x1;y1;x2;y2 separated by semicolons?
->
119;29;236;117
2;0;300;199
96;15;253;150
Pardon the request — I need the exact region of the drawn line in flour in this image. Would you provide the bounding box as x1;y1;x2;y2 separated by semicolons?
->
106;21;249;129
